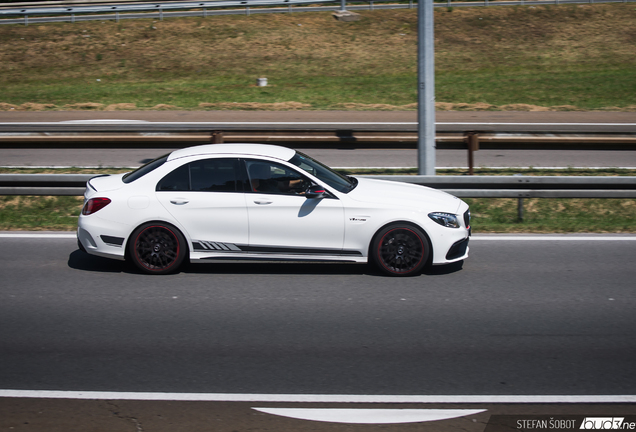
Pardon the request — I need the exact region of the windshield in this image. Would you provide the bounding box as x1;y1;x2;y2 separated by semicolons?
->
289;152;357;194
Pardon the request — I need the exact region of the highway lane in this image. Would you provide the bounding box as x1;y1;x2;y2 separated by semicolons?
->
1;111;635;168
1;234;635;396
2;147;635;168
2;110;636;133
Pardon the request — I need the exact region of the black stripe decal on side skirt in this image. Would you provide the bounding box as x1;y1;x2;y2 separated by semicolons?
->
192;241;362;256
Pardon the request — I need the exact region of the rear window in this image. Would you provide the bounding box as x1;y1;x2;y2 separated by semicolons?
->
122;154;168;184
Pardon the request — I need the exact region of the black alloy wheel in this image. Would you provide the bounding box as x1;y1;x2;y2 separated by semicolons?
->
371;225;429;276
129;223;186;274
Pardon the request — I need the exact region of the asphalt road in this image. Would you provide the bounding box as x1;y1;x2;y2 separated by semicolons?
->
1;234;635;396
1;233;636;430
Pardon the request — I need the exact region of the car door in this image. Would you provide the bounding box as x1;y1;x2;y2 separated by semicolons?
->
155;158;249;249
244;159;345;255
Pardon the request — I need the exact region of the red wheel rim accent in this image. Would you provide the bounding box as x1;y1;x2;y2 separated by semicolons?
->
134;225;180;271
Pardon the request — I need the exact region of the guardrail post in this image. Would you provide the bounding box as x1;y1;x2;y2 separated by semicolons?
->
212;131;224;144
246;6;250;15
116;12;119;23
24;15;28;26
514;175;525;221
466;132;479;175
71;13;75;23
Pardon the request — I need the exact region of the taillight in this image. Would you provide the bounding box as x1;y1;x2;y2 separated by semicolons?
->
82;197;111;215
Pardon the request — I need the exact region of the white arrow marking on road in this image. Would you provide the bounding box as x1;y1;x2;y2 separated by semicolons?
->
252;408;486;424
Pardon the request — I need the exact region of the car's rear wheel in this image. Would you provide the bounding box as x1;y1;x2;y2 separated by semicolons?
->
129;223;186;274
371;224;429;276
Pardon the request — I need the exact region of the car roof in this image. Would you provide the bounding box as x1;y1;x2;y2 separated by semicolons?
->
167;144;296;162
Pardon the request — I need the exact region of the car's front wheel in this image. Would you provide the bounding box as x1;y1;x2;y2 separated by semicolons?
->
128;223;187;274
371;224;429;276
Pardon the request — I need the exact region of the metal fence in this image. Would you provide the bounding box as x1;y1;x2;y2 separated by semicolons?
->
2;173;635;198
2;0;635;25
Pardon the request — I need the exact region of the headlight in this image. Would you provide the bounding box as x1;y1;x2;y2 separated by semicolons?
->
428;212;460;228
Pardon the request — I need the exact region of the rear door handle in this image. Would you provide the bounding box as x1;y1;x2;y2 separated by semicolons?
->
254;200;273;205
170;199;189;205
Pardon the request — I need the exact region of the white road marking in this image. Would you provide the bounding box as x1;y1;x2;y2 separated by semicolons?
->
470;236;636;241
0;390;635;403
0;233;76;239
252;408;487;424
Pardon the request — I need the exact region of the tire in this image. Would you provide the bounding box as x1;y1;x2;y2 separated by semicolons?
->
128;223;187;275
371;224;430;277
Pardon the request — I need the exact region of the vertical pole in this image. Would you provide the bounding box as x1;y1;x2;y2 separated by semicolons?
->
25;15;28;26
417;0;436;176
340;0;346;11
116;12;119;23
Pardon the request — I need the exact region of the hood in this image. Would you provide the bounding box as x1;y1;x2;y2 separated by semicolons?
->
347;177;462;213
87;173;126;192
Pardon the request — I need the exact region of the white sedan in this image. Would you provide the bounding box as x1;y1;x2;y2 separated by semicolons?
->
77;144;470;276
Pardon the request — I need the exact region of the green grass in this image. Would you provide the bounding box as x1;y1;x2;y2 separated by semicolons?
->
466;198;636;233
0;196;83;231
1;5;635;111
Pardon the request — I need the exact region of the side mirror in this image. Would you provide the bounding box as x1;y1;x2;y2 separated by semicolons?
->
305;185;326;199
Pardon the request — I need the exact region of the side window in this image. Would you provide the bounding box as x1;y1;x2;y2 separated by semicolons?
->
156;158;246;192
190;159;241;192
157;163;189;191
245;159;312;195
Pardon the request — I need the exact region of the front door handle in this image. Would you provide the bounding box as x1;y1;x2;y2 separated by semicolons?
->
170;199;189;205
254;200;273;205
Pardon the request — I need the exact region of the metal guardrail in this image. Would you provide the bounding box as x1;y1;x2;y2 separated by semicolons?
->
1;173;635;197
2;129;635;173
2;0;635;25
0;0;338;16
2;130;636;149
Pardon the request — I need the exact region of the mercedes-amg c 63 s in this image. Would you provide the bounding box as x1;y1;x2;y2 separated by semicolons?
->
78;144;470;276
